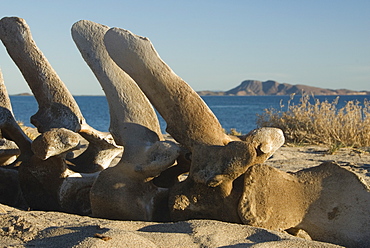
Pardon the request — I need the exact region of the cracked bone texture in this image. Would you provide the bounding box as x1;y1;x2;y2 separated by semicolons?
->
169;127;285;223
72;20;163;149
103;26;287;223
72;20;180;221
31;128;81;160
0;17;368;248
0;17;84;133
104;27;231;149
0;17;122;173
22;128;97;214
0;68;32;161
239;161;370;247
0;138;20;165
90;139;180;221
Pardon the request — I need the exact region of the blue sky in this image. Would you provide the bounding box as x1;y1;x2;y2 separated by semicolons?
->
0;0;369;95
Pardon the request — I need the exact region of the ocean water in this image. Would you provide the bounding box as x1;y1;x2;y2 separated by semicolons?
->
9;95;369;135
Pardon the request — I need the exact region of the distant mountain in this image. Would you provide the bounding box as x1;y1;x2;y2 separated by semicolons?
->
13;93;32;96
197;80;370;96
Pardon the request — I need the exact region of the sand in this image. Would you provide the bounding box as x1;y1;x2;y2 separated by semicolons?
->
1;145;369;248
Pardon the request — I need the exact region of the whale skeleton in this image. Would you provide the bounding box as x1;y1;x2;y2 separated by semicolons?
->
104;26;370;247
0;16;369;247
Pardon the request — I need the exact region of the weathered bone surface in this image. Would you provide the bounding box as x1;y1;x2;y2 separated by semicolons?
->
103;27;285;222
239;162;370;247
23;128;96;214
0;69;31;209
1;17;369;248
71;20;162;147
0;167;27;208
0;138;20;166
169;128;285;223
72;20;180;221
31;128;81;160
104;27;231;149
0;17;83;133
69;125;122;173
40;128;98;215
0;72;21;166
0;69;33;161
0;17;122;173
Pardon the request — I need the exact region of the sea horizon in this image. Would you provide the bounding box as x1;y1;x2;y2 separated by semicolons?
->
9;94;369;135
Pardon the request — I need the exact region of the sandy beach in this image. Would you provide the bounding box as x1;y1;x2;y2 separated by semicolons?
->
1;145;369;247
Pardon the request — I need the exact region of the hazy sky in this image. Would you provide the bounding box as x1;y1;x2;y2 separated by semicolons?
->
1;0;369;95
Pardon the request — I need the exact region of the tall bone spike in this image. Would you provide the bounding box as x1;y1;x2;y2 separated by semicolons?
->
0;68;32;161
0;17;84;133
104;27;231;149
0;17;122;172
72;20;181;221
0;69;29;209
103;27;285;222
71;20;162;149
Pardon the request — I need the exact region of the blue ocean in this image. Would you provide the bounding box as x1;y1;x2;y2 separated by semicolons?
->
9;95;369;135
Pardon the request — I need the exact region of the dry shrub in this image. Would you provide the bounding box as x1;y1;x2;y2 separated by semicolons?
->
17;121;39;140
256;94;370;149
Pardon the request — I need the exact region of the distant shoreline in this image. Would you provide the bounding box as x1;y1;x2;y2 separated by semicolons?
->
11;93;370;97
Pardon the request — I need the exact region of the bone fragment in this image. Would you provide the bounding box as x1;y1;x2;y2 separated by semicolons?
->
0;138;20;165
239;162;370;247
72;20;181;221
31;128;81;160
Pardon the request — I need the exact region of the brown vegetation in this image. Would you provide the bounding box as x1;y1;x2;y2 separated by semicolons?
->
256;94;370;151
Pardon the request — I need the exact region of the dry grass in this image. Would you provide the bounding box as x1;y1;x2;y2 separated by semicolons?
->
225;128;243;136
256;94;370;151
17;121;39;140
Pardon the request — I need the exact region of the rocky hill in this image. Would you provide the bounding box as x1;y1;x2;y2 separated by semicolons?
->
197;80;370;96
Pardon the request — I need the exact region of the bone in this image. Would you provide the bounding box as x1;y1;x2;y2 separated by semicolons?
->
20;128;96;214
31;128;81;160
103;26;286;222
32;128;98;215
0;167;27;209
104;27;231;149
0;138;20;166
0;17;122;173
70;125;123;173
239;162;370;247
0;68;32;161
0;17;84;133
90;139;179;221
71;20;162;149
72;20;180;221
169;127;285;222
